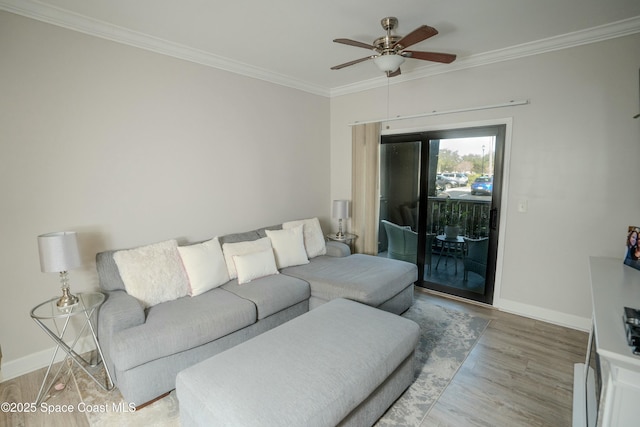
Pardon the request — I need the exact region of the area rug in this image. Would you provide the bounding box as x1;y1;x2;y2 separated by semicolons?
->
74;293;489;426
375;295;490;426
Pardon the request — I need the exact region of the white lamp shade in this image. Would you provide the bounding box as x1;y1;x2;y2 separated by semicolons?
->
332;200;350;219
373;54;405;72
38;231;81;273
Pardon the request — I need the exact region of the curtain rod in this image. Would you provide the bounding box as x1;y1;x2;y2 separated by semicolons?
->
349;99;530;126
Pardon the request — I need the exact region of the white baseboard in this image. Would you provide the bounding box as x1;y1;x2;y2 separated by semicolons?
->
0;336;94;383
495;297;592;331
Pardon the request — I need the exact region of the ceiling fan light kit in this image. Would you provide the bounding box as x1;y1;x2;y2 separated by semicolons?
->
331;16;457;77
374;54;405;73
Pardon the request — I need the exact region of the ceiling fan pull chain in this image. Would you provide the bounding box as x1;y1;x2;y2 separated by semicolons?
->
387;77;390;121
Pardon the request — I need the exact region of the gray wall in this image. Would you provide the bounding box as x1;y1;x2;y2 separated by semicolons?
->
331;33;640;329
0;11;329;376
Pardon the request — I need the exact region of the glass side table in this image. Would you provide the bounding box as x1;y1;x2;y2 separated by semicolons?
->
30;292;113;404
326;232;358;252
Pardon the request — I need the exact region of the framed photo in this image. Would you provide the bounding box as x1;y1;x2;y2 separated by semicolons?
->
624;226;640;270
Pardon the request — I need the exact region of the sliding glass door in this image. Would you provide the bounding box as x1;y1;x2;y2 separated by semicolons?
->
379;125;505;304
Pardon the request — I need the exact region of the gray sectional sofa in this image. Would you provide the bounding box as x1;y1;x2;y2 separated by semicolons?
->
96;221;417;406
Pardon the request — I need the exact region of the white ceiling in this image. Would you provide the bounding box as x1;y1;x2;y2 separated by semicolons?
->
3;0;640;96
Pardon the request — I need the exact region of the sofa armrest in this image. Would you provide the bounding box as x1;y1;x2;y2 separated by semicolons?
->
98;290;145;337
325;241;351;257
97;290;144;381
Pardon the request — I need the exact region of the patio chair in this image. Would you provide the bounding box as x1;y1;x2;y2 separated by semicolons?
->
462;237;489;281
381;220;435;275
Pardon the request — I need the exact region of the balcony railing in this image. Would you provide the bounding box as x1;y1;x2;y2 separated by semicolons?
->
427;197;491;238
378;197;491;253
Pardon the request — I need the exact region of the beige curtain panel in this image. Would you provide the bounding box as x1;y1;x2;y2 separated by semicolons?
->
351;123;381;255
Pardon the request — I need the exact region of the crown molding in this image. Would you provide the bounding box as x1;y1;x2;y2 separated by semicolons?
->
0;0;331;97
2;1;638;99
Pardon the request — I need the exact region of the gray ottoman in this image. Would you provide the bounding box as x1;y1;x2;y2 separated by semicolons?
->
176;298;420;427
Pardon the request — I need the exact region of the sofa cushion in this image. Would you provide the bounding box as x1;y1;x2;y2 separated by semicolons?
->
218;225;282;245
282;254;417;307
178;237;230;296
109;288;257;371
218;231;258;245
96;250;127;292
222;237;272;280
265;225;309;269
113;240;189;308
282;217;326;258
233;248;279;284
222;274;310;320
325;240;351;257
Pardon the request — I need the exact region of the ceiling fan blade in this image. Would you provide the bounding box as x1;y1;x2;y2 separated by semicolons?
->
387;68;401;78
395;25;438;49
330;56;375;70
402;50;457;64
333;38;375;50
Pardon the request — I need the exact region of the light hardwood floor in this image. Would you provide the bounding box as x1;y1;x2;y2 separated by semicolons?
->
0;289;588;427
420;289;588;426
1;359;90;426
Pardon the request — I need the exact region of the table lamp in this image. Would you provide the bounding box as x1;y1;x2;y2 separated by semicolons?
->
332;200;350;239
38;231;81;308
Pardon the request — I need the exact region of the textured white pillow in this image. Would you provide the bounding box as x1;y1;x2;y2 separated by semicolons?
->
265;225;309;269
233;249;279;284
222;237;272;279
113;239;189;308
283;217;326;258
177;237;230;297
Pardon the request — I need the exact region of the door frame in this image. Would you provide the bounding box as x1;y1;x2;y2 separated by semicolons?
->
381;118;512;305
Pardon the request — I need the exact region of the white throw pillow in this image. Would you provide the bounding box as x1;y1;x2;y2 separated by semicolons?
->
222;237;272;279
113;239;189;308
233;249;279;284
283;217;326;258
177;237;230;297
265;225;309;269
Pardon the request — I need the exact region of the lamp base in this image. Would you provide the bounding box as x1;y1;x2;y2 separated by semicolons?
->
335;218;345;240
57;287;79;308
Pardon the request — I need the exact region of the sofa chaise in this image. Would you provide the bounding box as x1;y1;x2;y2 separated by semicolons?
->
96;218;417;406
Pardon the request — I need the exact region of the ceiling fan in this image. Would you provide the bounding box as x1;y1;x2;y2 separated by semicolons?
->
331;17;456;77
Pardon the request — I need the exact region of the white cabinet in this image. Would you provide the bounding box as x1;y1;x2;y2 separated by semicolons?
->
574;257;640;427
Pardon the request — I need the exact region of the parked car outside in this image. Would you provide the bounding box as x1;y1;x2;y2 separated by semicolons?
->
471;176;493;195
436;174;459;189
442;172;469;186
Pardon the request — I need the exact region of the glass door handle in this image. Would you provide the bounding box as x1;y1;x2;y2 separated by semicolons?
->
490;208;498;230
